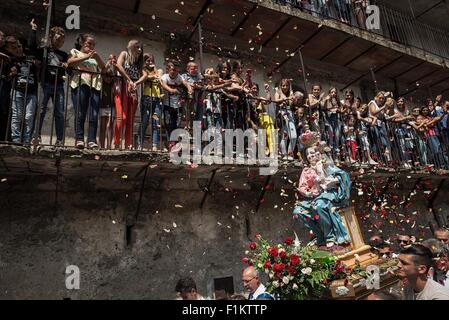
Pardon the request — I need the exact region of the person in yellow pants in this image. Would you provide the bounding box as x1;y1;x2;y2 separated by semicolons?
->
257;104;276;156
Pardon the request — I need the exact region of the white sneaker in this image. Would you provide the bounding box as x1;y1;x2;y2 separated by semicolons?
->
368;159;378;165
76;140;85;149
87;142;99;150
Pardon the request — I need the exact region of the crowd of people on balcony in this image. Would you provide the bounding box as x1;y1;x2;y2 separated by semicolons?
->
274;0;372;29
1;22;449;170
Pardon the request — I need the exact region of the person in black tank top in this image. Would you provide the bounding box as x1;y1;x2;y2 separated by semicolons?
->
114;40;144;149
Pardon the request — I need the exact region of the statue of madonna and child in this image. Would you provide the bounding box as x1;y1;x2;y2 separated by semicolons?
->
293;130;352;251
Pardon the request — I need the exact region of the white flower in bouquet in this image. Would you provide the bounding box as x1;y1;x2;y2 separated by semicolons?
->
265;269;270;274
292;283;299;291
336;286;350;296
245;250;249;255
293;232;301;250
310;259;315;264
269;272;274;279
301;267;312;275
257;263;263;269
273;281;280;288
282;276;289;285
290;237;301;255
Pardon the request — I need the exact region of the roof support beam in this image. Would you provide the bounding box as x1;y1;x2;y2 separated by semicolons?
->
319;36;352;61
340;55;403;92
393;61;426;80
407;69;440;85
374;55;404;73
400;75;449;96
262;17;291;47
343;44;376;67
231;4;258;36
272;26;323;72
188;0;213;41
415;1;444;19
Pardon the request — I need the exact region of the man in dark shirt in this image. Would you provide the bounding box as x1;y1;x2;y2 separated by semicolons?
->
10;39;39;145
0;35;19;142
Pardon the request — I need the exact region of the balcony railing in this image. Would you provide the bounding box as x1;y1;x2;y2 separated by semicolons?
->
1;61;449;172
273;0;449;60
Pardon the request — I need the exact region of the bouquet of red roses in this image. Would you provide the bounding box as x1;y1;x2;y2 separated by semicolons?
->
242;233;352;300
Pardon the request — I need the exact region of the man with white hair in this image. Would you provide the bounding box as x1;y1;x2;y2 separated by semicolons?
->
242;266;274;300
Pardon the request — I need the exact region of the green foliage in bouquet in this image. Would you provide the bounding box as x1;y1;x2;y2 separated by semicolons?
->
242;234;352;300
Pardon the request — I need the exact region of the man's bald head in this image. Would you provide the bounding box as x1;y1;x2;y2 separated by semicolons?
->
243;266;258;277
242;266;260;293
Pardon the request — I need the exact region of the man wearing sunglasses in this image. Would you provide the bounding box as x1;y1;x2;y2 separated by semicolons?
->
397;234;411;249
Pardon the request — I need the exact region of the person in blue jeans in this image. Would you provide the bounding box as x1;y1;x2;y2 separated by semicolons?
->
10;40;38;144
0;35;18;142
36;27;68;146
140;95;162;150
441;101;449;152
71;84;101;147
67;33;105;149
421;105;448;169
135;54;163;151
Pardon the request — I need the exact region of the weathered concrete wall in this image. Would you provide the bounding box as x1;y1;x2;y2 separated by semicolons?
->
0;147;447;299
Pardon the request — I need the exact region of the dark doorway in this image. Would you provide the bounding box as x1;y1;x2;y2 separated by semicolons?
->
214;276;234;300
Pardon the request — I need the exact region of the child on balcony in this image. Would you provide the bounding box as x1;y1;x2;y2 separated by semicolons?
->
203;68;234;156
343;115;358;163
135;53;163;151
181;62;204;129
99;55;118;150
160;61;192;152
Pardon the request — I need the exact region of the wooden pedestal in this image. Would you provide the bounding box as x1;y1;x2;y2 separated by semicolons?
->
336;207;379;268
330;207;390;299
